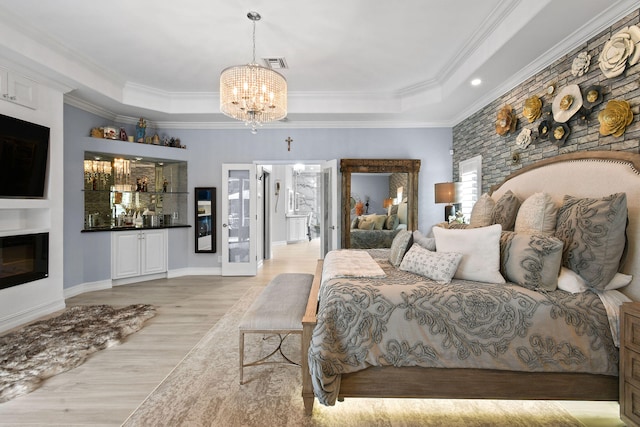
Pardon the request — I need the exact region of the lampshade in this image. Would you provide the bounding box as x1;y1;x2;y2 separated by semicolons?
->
219;12;287;134
383;198;393;208
434;182;461;204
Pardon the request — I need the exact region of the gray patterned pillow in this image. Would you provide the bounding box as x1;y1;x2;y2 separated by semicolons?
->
399;244;463;284
492;190;521;231
389;229;413;267
469;193;496;228
555;193;628;291
413;230;436;251
385;214;399;230
499;231;563;291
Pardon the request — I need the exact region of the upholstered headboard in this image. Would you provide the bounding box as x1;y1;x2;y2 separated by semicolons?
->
490;151;640;301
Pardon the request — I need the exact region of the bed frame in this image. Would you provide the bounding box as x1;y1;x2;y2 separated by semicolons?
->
301;150;640;415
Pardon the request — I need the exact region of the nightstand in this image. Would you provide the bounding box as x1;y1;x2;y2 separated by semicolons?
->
621;302;640;426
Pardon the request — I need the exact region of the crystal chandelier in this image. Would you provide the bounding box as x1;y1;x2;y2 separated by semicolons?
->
220;11;287;134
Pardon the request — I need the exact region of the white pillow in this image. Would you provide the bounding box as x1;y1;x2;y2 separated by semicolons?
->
399;244;462;284
558;267;633;293
514;192;557;235
432;223;505;284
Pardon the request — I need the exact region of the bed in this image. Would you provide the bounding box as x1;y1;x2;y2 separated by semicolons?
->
301;150;640;415
349;202;408;249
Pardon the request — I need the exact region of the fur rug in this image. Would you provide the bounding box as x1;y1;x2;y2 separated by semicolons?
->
0;304;156;403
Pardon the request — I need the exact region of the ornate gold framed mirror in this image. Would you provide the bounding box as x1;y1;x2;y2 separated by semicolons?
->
341;159;421;248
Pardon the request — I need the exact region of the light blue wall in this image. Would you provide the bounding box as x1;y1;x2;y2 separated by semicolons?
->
351;174;390;215
63;104;453;288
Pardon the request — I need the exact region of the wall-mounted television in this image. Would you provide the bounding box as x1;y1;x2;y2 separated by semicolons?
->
0;113;49;198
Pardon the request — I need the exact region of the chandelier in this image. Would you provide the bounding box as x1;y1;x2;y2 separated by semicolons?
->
220;11;287;134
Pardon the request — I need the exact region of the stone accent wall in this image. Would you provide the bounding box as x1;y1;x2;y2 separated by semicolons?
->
389;172;408;199
453;8;640;193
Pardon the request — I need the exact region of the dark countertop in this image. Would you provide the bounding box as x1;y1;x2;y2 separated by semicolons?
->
81;224;191;232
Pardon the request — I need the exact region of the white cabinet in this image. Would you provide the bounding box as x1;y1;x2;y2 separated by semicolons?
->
0;67;37;109
111;229;167;280
286;214;308;243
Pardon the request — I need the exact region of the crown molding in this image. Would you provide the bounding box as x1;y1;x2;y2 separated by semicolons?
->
64;95;117;121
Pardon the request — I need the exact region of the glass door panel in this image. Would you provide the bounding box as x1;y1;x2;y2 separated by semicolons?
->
221;164;256;276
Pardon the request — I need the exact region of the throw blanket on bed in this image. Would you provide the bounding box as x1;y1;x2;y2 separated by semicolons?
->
308;250;618;406
322;250;386;282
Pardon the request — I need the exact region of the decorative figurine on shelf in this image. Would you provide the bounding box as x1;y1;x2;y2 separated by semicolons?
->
90;127;103;138
135;117;147;143
142;176;148;192
119;128;128;141
163;178;168;193
152;133;160;144
136;177;143;192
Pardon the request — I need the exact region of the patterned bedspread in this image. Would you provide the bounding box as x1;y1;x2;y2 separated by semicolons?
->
308;249;618;406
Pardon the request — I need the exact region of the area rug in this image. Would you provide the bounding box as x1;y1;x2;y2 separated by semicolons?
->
123;288;583;427
0;304;156;403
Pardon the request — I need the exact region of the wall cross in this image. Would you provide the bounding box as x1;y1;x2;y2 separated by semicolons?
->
285;136;293;151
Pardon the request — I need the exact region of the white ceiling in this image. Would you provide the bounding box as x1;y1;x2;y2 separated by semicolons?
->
0;0;636;129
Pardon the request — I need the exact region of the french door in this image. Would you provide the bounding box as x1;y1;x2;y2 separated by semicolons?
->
221;164;257;276
321;159;339;256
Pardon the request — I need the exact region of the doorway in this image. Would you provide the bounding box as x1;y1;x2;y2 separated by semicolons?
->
256;161;337;265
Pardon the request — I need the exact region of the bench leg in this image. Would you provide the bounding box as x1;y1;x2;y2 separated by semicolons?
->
239;332;245;385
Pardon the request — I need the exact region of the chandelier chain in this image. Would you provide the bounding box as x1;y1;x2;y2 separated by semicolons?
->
252;19;256;64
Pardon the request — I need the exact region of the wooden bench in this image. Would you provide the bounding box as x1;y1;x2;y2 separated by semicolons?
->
238;273;314;384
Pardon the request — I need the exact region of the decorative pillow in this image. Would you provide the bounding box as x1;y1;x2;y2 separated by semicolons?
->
399;244;463;284
491;190;521;231
558;267;633;293
432;224;505;284
499;231;563;291
385;214;399;230
514;192;557;235
389;229;413;267
469;193;495;228
357;217;375;230
365;214;387;230
413;230;436;251
351;217;359;229
557;267;588;293
555;193;628;290
447;223;469;229
388;204;399;216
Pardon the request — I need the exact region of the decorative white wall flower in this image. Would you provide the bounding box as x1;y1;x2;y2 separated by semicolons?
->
599;25;640;79
515;128;532;149
571;51;591;77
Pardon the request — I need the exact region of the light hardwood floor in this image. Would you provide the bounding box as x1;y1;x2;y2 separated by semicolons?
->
0;239;623;426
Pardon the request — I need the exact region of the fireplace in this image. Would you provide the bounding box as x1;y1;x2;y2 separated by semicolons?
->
0;232;48;290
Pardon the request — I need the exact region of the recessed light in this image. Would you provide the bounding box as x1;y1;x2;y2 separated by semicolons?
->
471;78;482;86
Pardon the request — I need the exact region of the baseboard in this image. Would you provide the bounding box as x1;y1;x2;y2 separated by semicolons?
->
182;267;222;276
167;267;190;278
0;298;66;333
112;272;167;287
63;279;112;299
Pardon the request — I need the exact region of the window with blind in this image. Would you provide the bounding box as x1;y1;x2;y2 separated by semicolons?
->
458;155;482;222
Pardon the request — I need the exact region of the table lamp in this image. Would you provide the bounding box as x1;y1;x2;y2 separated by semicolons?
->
434;182;461;221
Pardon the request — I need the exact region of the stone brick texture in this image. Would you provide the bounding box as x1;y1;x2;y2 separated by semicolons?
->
453;8;640;193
